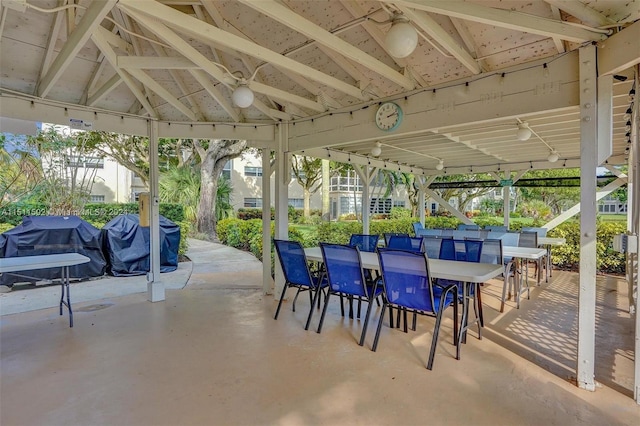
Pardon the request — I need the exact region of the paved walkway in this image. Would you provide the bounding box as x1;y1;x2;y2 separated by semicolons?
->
0;239;264;316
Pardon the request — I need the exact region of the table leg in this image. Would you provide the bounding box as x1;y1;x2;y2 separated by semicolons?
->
59;265;73;327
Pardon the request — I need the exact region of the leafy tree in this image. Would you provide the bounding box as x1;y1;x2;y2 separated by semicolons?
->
0;134;41;208
26;126;100;212
518;168;581;215
433;173;495;213
160;165;233;224
291;155;323;218
193;139;246;240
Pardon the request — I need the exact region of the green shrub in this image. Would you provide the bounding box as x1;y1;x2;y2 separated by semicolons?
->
0;223;15;233
0;202;185;224
390;207;412;220
178;221;190;257
548;221;626;274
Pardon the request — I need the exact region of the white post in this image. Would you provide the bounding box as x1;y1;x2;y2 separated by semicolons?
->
147;119;164;302
262;147;273;295
577;45;597;391
273;124;289;300
418;184;426;225
503;169;511;229
631;66;640;404
354;165;371;234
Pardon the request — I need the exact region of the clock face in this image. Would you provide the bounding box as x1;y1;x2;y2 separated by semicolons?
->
375;102;403;131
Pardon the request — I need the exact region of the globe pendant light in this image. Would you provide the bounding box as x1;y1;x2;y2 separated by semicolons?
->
371;141;382;157
385;14;418;59
232;83;254;108
516;122;532;141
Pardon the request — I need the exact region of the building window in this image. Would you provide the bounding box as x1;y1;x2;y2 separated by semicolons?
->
90;194;105;203
393;200;405;208
244;197;263;208
288;198;304;208
68;156;104;168
222;160;232;180
244;166;262;177
370;198;392;214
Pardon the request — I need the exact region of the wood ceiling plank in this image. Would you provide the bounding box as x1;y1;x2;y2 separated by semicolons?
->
389;0;608;43
398;6;481;74
118;0;366;101
37;0;117;98
238;0;414;90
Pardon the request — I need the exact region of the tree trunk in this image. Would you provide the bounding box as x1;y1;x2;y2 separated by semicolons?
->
194;139;246;240
197;153;218;239
303;187;311;218
321;159;330;221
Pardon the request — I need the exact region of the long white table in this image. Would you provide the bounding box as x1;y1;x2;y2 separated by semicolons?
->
304;246;504;348
304;247;504;283
0;253;91;327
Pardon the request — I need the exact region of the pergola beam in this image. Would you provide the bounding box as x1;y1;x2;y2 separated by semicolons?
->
387;0;608;43
238;0;415;90
118;0;367;101
126;68;197;121
544;0;615;27
37;0;117;98
90;29;158;118
398;6;481;75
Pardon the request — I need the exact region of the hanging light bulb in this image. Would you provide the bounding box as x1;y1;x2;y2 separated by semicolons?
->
516;122;532;141
232;80;254;108
385;13;418;58
435;159;444;170
371;141;382;157
547;150;559;163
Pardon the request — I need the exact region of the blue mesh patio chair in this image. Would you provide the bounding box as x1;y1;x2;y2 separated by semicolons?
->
388;236;424;252
485;225;508;232
374;248;459;370
416;228;442;237
273;240;328;326
348;234;379;252
522;227;548;280
383;233;409;246
313;243;383;346
412;222;424;236
422;236;443;259
457;224;480;231
518;231;540;284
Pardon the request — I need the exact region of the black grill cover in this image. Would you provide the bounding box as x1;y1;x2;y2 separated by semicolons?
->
0;215;107;285
102;214;180;276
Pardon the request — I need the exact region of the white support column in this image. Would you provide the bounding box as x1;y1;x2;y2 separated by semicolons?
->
147;119;164;302
353;165;372;234
262;147;273;295
631;66;640;404
418;184;426;225
273;124;289;300
577;44;597;392
503;169;511;228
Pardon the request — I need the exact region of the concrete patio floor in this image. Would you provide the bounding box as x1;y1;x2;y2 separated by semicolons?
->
1;240;639;425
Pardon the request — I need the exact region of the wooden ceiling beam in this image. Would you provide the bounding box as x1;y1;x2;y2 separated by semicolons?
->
118;0;366;101
37;0;116;98
388;0;609;43
238;0;414;90
398;6;481;75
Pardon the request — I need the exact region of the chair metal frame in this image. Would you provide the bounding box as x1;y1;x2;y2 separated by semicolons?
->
374;248;459;370
273;239;327;324
312;243;382;346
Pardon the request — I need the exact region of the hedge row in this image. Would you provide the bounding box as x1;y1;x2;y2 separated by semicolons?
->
0;202;185;225
217;217;628;275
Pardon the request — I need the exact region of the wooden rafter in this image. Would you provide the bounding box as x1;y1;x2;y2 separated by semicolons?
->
118;0;367;101
37;0;116;98
388;0;609;43
238;0;414;90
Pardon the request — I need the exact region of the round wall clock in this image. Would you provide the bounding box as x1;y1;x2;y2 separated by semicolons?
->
375;102;403;131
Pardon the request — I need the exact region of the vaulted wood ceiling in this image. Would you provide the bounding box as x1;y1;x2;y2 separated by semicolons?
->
1;0;638;173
